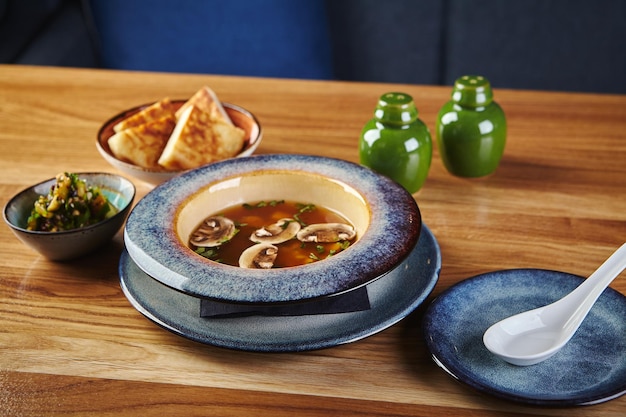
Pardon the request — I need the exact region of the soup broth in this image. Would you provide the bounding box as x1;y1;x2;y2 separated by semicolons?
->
190;200;356;268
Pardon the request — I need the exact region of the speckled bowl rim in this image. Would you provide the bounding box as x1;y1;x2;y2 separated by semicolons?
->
3;172;135;234
124;154;421;303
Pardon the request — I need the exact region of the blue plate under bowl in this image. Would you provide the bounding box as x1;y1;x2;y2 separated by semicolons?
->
120;224;441;352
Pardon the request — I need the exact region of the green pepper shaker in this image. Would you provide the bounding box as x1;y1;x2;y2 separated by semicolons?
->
436;75;506;177
359;92;432;194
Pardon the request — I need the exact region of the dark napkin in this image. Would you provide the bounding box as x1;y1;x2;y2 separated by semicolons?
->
200;286;370;318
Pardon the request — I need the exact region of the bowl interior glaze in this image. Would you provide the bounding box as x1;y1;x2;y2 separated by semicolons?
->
177;170;369;247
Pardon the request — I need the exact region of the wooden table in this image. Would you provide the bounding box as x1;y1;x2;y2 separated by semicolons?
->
1;64;624;416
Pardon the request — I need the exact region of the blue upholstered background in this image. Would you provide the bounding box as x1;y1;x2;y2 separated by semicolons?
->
1;0;625;93
88;0;334;79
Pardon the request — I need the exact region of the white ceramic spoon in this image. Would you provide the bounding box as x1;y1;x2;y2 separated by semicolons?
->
483;243;626;366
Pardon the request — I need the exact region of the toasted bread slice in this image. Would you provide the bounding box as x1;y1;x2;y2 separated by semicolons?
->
175;86;232;123
113;98;175;133
108;115;176;168
158;106;245;170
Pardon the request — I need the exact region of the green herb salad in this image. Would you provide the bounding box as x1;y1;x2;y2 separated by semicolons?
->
27;172;117;232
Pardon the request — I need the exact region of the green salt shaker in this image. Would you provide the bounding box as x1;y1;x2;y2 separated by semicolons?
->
359;92;432;193
436;75;506;177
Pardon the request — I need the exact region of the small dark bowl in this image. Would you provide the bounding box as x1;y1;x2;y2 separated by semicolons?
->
3;173;136;261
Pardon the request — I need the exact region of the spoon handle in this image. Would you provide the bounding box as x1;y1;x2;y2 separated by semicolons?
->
559;242;626;332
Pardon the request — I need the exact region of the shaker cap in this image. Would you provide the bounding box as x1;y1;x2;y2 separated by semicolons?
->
451;75;493;107
374;92;418;124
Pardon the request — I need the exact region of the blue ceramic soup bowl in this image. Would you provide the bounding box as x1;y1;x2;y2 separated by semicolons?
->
124;154;421;303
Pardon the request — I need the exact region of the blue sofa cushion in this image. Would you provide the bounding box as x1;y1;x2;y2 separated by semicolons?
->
88;0;334;79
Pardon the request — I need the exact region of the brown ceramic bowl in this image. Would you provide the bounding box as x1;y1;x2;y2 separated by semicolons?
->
96;100;262;186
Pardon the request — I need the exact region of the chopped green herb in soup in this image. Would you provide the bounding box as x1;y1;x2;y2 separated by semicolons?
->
27;172;116;232
190;200;356;268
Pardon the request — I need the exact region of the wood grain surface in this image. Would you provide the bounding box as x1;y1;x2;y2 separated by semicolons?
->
0;65;624;416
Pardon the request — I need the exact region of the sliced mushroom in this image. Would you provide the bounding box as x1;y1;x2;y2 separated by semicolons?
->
249;218;301;244
296;223;356;243
190;216;237;247
239;243;279;269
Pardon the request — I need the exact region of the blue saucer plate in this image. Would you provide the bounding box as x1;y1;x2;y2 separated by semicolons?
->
120;225;440;352
423;269;626;406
